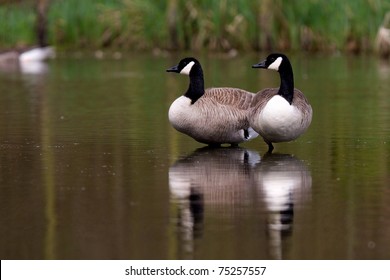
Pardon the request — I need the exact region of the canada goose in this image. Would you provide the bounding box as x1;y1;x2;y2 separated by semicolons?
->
0;2;55;65
0;45;54;75
0;44;54;66
249;53;312;152
166;57;258;146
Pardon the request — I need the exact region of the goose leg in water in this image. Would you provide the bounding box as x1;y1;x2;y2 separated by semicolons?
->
265;140;274;153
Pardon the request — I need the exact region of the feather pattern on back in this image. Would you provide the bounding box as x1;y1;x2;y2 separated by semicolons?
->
205;87;255;109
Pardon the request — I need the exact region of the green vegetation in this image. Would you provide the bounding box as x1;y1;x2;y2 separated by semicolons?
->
0;0;390;53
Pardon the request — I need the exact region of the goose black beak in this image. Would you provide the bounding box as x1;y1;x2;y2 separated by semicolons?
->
166;64;180;73
252;60;267;69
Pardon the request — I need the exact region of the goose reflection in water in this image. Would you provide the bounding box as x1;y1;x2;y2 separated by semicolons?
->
254;153;312;259
169;148;311;259
169;147;260;258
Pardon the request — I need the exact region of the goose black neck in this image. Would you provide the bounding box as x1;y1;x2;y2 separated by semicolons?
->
185;65;204;104
36;1;49;47
278;62;294;104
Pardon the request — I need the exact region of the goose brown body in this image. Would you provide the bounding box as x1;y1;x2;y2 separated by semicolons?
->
169;87;256;145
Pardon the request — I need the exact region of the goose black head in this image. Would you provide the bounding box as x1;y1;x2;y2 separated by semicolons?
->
253;53;295;105
166;57;201;76
252;53;291;72
166;57;205;103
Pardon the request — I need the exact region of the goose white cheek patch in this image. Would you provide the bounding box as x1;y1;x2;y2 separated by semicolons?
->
180;61;195;75
268;57;283;71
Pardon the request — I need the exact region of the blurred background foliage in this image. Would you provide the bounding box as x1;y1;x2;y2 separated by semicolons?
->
0;0;390;53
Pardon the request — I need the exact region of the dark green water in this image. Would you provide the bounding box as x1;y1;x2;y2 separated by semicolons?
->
0;53;389;259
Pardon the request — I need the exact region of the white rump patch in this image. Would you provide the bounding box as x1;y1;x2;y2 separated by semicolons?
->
180;61;195;75
268;57;283;71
